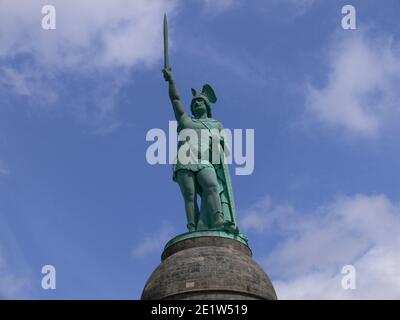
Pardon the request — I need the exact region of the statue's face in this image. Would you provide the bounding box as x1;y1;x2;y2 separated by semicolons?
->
192;97;207;116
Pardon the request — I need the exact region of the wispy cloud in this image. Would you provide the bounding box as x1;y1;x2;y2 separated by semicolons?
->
257;0;316;18
201;0;241;13
0;246;30;299
241;194;400;299
306;33;400;138
182;39;271;89
0;67;31;96
132;224;176;258
240;196;295;233
285;0;316;10
0;159;9;177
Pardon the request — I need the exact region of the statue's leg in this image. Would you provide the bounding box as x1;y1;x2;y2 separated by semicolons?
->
176;169;199;232
196;167;224;228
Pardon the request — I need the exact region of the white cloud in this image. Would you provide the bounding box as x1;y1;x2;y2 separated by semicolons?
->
0;0;178;132
241;194;400;299
0;0;177;69
132;224;175;257
306;33;400;137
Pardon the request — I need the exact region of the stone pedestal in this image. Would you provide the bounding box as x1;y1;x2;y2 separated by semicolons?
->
141;234;277;300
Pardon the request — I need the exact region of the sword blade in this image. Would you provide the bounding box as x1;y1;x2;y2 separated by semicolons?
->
163;13;169;69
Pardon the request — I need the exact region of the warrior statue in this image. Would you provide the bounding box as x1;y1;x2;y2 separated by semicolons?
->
162;15;239;234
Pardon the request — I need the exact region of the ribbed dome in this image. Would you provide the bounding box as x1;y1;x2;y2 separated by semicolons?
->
141;236;277;300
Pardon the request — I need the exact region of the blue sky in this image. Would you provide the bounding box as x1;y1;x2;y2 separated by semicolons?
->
1;0;400;299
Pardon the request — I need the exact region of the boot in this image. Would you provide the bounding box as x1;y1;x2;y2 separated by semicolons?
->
187;223;196;232
186;208;198;232
214;211;225;229
222;221;240;235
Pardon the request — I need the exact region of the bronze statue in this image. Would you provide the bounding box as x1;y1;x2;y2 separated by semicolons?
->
162;14;239;235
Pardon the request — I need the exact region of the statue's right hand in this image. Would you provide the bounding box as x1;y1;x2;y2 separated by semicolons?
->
162;68;173;82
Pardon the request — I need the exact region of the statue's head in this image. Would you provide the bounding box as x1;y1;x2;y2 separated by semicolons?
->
190;84;217;118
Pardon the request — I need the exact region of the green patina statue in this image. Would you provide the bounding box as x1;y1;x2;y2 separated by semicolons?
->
162;15;240;236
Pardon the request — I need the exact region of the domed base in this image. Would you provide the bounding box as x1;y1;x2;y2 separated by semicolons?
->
141;236;277;300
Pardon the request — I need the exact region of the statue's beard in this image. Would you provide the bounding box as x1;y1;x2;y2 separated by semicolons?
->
192;105;207;118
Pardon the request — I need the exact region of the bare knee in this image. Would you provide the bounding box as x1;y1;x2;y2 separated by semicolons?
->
203;183;218;195
182;188;196;202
